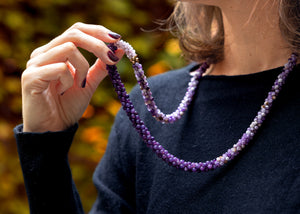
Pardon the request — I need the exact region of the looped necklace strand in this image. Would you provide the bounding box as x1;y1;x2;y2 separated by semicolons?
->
115;40;210;124
106;41;298;172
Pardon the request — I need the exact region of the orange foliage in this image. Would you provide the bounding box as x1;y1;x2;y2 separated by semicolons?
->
106;99;121;116
147;61;170;77
0;0;186;213
81;105;95;119
81;126;106;145
165;38;181;55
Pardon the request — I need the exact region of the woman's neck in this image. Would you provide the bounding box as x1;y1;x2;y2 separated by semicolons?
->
211;0;291;76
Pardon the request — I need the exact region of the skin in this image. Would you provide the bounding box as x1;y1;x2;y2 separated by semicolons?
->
22;23;124;132
23;1;291;132
180;0;291;75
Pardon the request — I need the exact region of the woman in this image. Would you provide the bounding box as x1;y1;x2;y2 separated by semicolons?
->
14;0;300;213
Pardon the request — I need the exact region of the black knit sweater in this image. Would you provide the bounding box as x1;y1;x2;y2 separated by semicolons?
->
14;63;300;214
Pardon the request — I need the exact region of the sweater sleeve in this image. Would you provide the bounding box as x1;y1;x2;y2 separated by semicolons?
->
89;111;137;214
13;124;84;214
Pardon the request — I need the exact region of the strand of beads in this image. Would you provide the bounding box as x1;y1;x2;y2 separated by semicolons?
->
106;42;297;172
115;40;210;124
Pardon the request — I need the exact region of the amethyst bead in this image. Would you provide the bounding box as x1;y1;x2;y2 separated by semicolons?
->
116;40;210;124
107;42;298;173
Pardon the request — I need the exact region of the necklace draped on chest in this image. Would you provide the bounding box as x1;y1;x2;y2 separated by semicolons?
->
105;40;298;173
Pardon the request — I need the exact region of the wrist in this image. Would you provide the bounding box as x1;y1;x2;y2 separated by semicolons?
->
23;121;68;133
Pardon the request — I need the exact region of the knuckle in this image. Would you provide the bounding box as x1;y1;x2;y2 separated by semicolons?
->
58;62;69;71
94;42;104;51
21;70;32;88
26;56;40;68
65;28;81;39
61;71;74;88
63;42;77;52
30;47;41;59
26;59;33;68
72;22;83;29
21;70;28;82
59;63;71;75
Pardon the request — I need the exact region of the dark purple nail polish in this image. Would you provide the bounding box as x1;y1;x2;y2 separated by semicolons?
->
108;51;119;62
61;92;65;96
81;78;86;88
108;32;121;39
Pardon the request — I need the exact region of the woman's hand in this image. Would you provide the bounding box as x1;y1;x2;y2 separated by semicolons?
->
22;22;124;132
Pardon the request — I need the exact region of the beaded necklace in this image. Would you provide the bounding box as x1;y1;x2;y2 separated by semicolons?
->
106;41;298;172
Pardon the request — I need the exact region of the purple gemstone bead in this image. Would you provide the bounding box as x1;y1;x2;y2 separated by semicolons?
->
107;43;297;173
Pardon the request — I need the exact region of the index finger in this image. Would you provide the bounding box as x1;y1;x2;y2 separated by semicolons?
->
31;23;121;58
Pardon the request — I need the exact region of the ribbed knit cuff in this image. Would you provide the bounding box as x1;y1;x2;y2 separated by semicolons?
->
14;123;78;159
13;123;84;214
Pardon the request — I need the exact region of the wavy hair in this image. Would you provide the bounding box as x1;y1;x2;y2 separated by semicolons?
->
165;0;300;63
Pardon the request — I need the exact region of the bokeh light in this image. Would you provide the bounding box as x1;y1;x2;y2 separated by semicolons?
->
0;0;187;213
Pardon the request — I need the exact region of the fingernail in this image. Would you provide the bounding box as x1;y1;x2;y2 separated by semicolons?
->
108;51;119;62
61;92;65;96
108;32;121;39
81;78;86;88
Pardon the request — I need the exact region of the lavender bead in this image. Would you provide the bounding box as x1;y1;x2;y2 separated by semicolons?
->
107;42;297;173
116;40;210;124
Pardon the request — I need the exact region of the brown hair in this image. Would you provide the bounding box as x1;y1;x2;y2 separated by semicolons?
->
165;1;300;63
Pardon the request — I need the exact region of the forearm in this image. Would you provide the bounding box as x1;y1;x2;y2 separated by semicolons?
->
14;124;84;214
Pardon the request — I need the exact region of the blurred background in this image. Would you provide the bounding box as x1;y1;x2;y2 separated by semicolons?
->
0;0;187;213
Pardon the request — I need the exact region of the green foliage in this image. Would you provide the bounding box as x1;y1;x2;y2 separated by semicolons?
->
0;0;186;213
